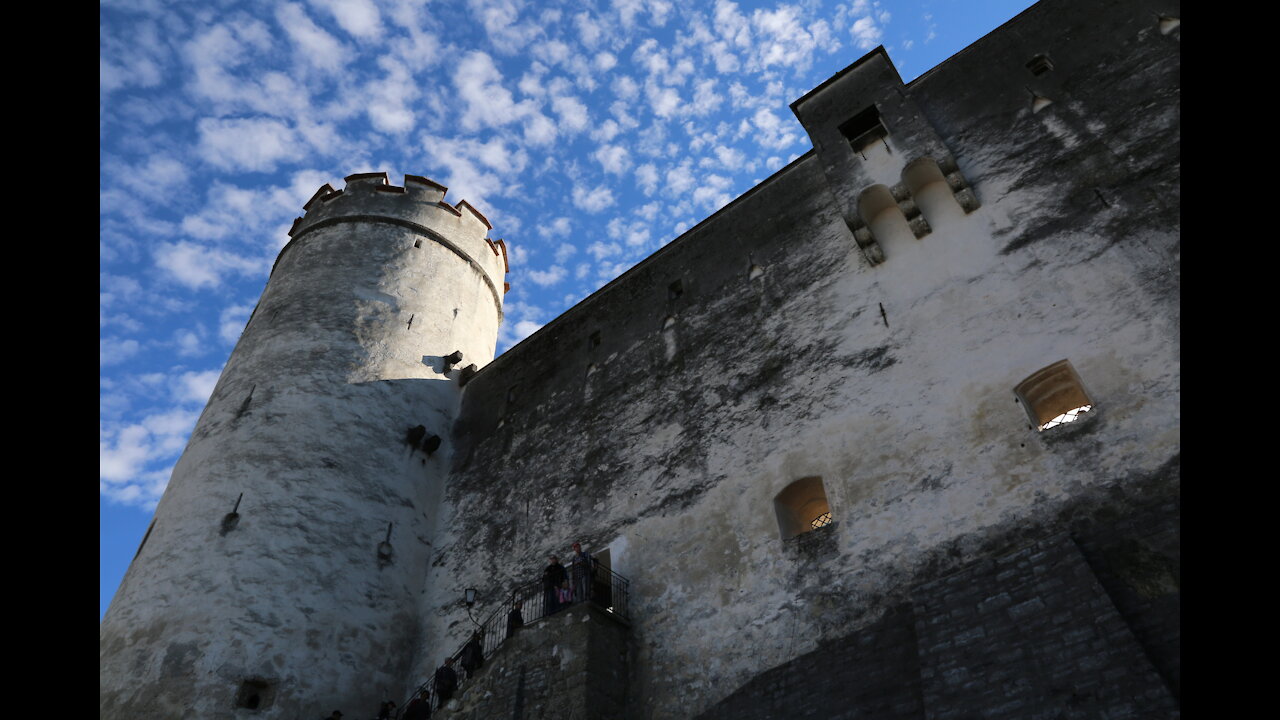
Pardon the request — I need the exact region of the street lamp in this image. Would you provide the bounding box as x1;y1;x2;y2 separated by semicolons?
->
464;588;482;629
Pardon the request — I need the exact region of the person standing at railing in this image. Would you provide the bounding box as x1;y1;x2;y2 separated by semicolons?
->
543;555;567;616
459;632;484;680
569;542;593;604
433;657;458;709
402;690;431;720
507;599;524;639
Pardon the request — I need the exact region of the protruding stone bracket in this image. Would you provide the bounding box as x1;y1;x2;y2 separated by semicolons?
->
459;364;480;387
845;217;885;266
220;492;243;536
890;183;931;238
377;522;394;567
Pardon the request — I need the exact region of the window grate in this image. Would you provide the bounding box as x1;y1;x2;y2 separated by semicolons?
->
810;512;832;529
1038;404;1092;431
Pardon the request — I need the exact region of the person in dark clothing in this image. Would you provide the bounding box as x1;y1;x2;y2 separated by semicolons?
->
569;542;593;604
459;632;484;679
543;555;567;616
376;700;396;720
434;657;459;707
507;599;524;639
402;690;431;720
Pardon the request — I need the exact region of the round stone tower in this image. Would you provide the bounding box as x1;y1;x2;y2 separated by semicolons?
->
100;172;509;719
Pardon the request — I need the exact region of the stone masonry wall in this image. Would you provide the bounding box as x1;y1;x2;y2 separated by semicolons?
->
695;485;1179;720
414;1;1179;717
442;604;630;720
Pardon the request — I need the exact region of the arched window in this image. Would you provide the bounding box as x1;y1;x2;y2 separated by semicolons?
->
773;477;832;540
1015;359;1094;431
858;185;915;259
902;157;965;229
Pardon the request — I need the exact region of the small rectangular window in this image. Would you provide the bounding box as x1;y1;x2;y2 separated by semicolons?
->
838;105;888;152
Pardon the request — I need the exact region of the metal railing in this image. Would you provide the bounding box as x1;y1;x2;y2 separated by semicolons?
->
395;561;630;716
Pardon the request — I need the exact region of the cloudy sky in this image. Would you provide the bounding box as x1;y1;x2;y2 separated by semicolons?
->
100;0;1036;617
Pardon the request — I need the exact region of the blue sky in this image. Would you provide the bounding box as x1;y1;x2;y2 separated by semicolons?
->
100;0;1037;619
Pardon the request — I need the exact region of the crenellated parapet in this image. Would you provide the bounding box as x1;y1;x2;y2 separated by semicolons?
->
279;172;510;305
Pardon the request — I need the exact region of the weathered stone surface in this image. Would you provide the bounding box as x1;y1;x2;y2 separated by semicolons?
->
441;604;630;720
101;0;1179;718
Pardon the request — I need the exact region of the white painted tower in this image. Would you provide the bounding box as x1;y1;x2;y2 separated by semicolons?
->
100;172;509;719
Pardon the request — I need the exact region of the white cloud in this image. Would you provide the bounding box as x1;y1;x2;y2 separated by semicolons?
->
613;75;640;100
850;16;883;49
750;108;800;150
155;241;264;290
665;162;696;196
714;145;746;170
535;40;573;67
539;217;572;240
469;0;542;53
219;303;256;344
645;81;681;118
591;119;622;142
420;134;527;208
523;112;558;146
606;217;651;248
365;64;419;134
174;328;204;357
635;201;661;220
100;401;204;508
692;173;734;211
690;79;723;116
527;265;567;286
310;0;383;40
594;52;617;72
554;242;577;263
635;163;659;195
572;184;617;213
101;337;141;366
197;117;304;172
552;94;590;134
454;50;535;132
576;12;606;48
175;369;222;405
593;144;631;175
276;3;348;71
587;240;621;260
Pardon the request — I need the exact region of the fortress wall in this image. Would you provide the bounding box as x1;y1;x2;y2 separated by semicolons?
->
421;1;1178;717
424;1;1182;712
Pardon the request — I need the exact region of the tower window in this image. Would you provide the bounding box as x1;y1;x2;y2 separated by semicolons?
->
1025;54;1054;76
773;477;832;540
668;279;683;300
838;105;888;152
1015;359;1094;432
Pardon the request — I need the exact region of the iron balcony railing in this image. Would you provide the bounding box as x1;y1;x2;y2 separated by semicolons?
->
396;561;630;716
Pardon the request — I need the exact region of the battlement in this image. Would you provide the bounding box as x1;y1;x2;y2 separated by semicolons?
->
280;172;509;299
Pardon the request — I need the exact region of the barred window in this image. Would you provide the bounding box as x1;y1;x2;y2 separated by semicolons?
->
1015;359;1094;432
774;477;832;540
